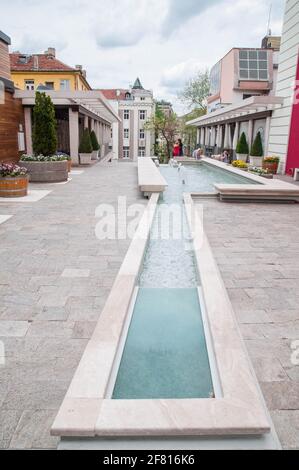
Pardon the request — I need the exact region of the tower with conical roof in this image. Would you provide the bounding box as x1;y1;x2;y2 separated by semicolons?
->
132;77;143;90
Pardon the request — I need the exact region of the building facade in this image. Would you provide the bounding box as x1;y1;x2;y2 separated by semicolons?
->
0;31;25;163
100;78;155;161
10;48;91;92
208;38;280;113
267;0;299;174
187;35;284;163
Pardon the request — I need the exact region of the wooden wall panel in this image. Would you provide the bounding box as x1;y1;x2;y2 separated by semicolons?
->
0;91;25;163
0;42;11;80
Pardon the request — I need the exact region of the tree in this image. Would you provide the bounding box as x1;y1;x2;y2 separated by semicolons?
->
32;91;57;156
79;128;93;153
145;108;180;162
250;131;263;156
236;132;249;155
179;108;206;156
90;130;100;151
178;69;210;110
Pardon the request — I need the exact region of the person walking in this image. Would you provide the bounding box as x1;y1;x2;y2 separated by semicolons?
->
178;139;183;157
173;141;180;157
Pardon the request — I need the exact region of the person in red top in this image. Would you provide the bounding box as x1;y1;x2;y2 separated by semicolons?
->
173;141;180;157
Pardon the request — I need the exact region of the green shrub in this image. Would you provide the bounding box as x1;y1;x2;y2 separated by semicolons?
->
90;130;100;151
236;132;249;155
32;92;57;156
250;131;263;157
79;128;93;153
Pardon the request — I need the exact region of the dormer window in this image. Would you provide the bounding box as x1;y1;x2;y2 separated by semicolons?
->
125;92;131;100
19;55;28;64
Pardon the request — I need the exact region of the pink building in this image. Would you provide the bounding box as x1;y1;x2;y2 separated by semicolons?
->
208;37;280;113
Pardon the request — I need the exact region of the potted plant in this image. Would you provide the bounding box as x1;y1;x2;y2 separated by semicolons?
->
250;131;263;167
79;128;93;164
236;132;249;162
232;159;248;170
90;130;100;160
20;154;68;182
262;156;280;174
0;163;29;198
249;167;273;179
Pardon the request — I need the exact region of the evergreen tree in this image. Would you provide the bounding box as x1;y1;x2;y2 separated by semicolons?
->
250;131;263;156
79;128;93;153
236;132;249;154
32;92;57;156
90;130;100;151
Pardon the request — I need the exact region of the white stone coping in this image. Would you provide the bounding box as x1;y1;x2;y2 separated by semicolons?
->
138;157;168;194
197;158;299;200
51;190;271;439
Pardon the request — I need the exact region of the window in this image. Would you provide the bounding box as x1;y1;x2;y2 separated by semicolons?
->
125;92;131;100
124;128;129;139
124;110;130;120
140;97;145;101
45;82;54;90
238;50;268;81
123;147;130;159
139;128;145;139
25;79;35;91
111;128;113;139
209;61;221;95
139;110;146;120
60;79;70;90
138;147;146;157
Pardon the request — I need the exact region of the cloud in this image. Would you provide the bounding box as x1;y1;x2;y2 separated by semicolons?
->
161;59;207;89
161;0;220;37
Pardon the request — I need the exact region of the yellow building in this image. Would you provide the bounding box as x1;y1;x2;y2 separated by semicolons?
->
10;47;91;91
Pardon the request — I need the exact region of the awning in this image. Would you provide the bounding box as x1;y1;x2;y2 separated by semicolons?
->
187;96;284;127
14;90;120;124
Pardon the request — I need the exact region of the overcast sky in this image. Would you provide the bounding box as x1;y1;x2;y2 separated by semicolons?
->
2;0;285;114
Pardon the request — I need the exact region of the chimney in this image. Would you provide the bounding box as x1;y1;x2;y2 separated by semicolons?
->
75;64;82;70
33;55;39;70
82;69;87;78
45;47;56;57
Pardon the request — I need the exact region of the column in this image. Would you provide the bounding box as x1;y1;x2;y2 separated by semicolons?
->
264;116;271;156
84;115;89;129
217;125;223;151
24;107;33;155
200;127;205;146
224;123;230;148
90;118;95;132
196;128;200;145
69;108;79;165
205;127;210;146
211;126;216;147
248;119;253;151
232;122;240;150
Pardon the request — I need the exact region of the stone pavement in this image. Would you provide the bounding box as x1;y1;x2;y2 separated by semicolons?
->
196;197;299;449
0;159;145;449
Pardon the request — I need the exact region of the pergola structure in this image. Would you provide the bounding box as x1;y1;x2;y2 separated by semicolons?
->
14;90;121;164
187;96;284;157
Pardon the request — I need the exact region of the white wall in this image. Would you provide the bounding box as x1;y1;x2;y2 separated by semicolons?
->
268;0;299;172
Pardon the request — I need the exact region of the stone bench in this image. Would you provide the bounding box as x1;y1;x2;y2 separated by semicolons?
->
138;157;168;196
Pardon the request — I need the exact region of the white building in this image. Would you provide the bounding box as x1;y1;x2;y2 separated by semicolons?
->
99;78;155;161
267;0;299;174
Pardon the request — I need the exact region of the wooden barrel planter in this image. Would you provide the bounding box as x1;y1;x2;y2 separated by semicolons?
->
21;160;68;183
0;175;29;197
262;161;279;174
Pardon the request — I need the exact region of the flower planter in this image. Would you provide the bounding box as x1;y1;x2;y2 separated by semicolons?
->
79;153;92;165
21;160;68;182
0;175;29;198
262;161;279;174
91;150;99;160
236;153;248;162
249;156;263;167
